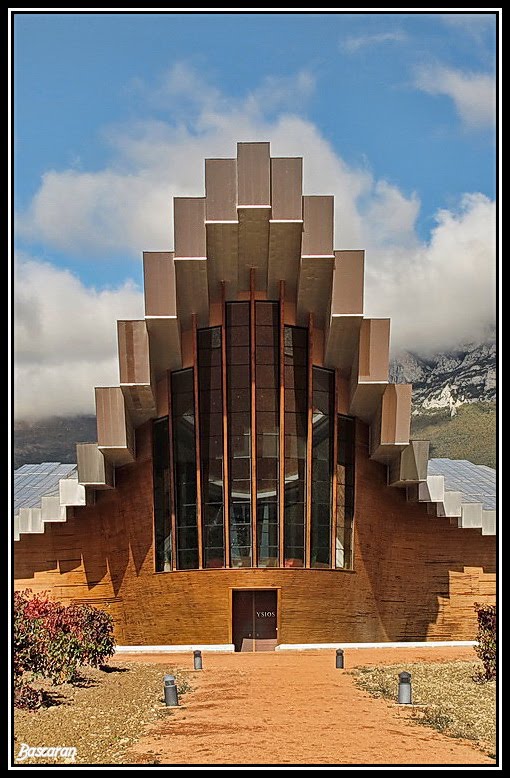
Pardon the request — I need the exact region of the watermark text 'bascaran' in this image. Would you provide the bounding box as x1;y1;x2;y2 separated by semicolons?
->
16;743;77;762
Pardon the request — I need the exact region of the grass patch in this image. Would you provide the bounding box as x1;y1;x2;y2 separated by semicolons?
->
353;660;495;756
411;402;496;468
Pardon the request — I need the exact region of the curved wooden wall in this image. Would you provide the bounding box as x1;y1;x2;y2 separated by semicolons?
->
14;420;495;645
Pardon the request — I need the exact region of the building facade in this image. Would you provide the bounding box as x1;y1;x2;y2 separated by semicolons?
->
14;143;496;650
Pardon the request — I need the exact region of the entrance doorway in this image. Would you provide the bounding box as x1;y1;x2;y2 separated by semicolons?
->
232;590;278;652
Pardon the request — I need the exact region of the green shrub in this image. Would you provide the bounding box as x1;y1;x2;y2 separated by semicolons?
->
474;603;496;681
13;589;116;708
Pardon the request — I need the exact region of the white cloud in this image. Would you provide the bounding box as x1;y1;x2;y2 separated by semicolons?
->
17;66;319;255
244;71;316;115
18;166;177;255
362;181;421;249
127;64;315;122
414;64;495;128
341;31;407;53
14;255;143;419
15;63;375;256
15;64;496;417
365;193;496;354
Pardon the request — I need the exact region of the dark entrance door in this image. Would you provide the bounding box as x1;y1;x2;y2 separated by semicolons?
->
232;590;278;652
232;591;254;652
253;590;278;651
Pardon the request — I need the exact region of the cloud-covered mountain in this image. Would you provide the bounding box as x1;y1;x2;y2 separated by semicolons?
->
391;339;496;416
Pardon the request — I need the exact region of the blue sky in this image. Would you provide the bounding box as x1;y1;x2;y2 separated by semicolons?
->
13;11;498;418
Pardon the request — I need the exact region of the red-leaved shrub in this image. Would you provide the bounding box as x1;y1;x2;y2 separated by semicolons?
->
14;590;116;708
474;603;496;681
14;683;42;710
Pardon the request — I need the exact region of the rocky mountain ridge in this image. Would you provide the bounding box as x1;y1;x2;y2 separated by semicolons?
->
390;340;496;416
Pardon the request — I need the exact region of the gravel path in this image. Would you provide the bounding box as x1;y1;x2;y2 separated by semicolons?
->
14;647;495;766
125;648;495;766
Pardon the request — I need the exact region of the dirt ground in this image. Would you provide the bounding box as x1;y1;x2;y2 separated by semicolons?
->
14;663;188;765
121;647;495;766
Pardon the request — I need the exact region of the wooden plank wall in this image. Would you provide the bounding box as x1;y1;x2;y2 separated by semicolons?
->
14;419;496;646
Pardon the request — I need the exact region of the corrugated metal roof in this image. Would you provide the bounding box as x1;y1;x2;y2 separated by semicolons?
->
13;458;496;519
14;462;77;516
428;458;496;510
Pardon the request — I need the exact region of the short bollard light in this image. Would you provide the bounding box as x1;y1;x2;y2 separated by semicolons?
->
193;649;203;670
164;674;179;707
398;671;412;704
335;648;345;669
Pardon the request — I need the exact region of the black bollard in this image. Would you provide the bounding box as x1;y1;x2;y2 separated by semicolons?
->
398;671;412;704
193;649;203;670
164;674;179;707
335;648;344;669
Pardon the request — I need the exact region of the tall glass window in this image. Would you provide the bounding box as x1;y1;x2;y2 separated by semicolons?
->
255;302;279;567
160;313;351;573
283;326;308;567
311;367;334;568
226;302;252;567
152;416;172;572
198;327;225;568
336;415;355;569
171;369;199;570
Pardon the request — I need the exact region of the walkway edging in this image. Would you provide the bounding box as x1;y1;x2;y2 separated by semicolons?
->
115;644;235;653
275;641;477;650
115;641;476;653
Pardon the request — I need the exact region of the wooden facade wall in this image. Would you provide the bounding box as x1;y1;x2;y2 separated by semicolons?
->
14;420;495;645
